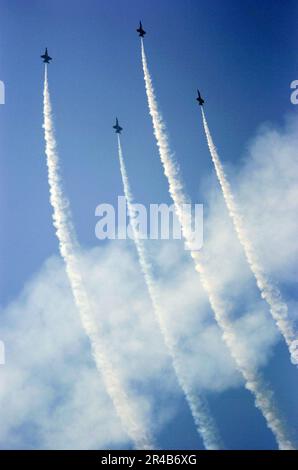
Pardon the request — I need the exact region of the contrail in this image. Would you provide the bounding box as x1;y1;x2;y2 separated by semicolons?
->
42;65;154;450
140;39;295;450
200;109;298;367
117;135;223;450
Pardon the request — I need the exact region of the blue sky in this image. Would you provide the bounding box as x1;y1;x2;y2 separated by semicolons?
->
0;0;297;450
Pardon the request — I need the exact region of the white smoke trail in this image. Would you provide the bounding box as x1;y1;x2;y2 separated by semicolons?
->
117;135;223;450
140;40;295;450
42;65;154;450
201;108;298;367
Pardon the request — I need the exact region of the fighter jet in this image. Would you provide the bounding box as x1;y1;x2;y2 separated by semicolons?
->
196;89;204;106
41;48;52;64
113;118;123;134
136;21;146;37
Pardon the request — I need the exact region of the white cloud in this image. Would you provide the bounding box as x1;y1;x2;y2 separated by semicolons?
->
1;115;297;448
237;116;298;286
